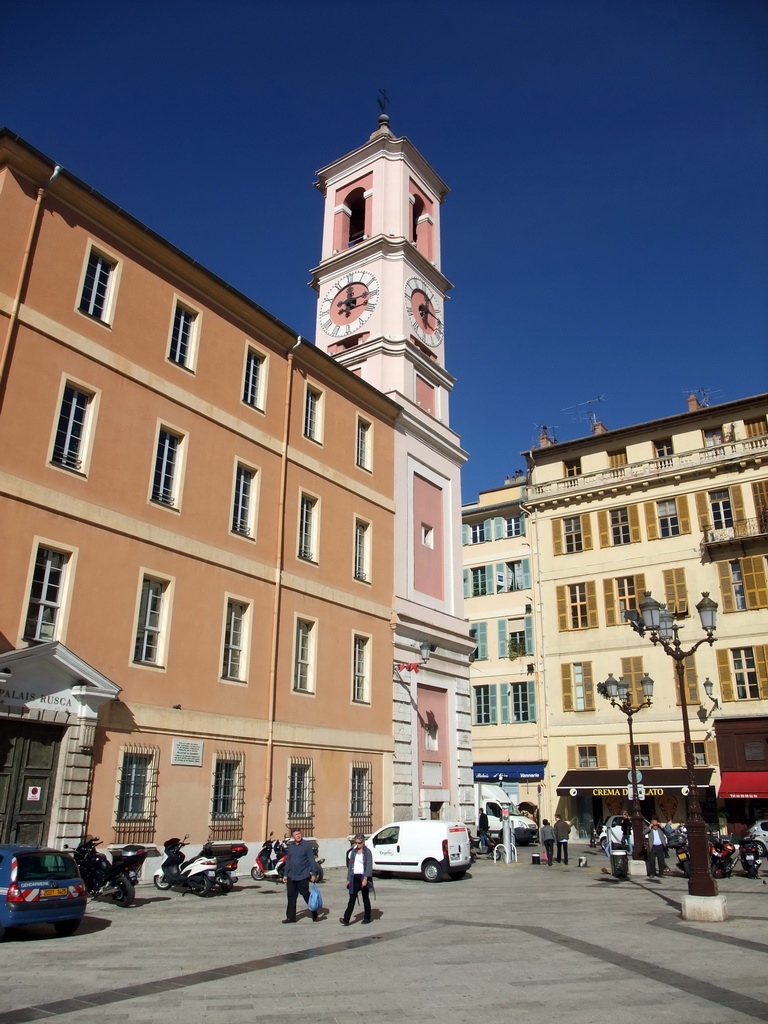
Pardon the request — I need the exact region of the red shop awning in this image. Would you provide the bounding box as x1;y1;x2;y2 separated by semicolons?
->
719;771;768;799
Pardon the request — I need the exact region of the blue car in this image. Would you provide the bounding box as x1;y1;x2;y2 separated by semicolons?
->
0;845;86;940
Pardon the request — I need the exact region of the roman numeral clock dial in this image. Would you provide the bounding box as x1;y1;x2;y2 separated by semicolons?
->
404;276;443;347
319;271;379;338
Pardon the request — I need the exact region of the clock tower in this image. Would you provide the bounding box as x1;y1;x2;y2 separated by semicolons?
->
311;115;473;825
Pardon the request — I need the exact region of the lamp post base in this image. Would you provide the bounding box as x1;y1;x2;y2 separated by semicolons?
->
681;894;729;922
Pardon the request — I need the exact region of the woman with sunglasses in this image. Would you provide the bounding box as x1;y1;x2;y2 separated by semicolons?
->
340;833;373;926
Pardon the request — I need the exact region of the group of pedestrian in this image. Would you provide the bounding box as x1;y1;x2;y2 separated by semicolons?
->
539;814;572;864
280;828;373;925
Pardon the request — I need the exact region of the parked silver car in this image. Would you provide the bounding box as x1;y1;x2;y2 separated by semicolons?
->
742;821;768;856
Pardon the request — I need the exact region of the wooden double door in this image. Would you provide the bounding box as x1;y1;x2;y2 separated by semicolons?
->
0;720;62;845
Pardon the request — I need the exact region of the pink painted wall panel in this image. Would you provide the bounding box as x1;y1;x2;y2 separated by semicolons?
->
417;684;448;788
413;473;443;600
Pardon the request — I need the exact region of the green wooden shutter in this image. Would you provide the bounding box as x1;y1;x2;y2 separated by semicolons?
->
524;614;534;656
527;679;536;722
462;524;469;546
493;517;504;540
463;569;470;599
500;684;510;724
484;518;493;542
497;619;508;658
475;621;488;661
495;562;506;593
520;515;527;535
489;684;498;724
521;559;531;589
484;565;495;595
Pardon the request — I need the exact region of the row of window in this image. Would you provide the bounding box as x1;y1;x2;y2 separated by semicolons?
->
469;618;534;661
560;418;768;478
116;748;373;838
473;681;537;725
568;739;717;769
25;545;373;701
462;515;525;545
557;558;768;635
463;558;532;598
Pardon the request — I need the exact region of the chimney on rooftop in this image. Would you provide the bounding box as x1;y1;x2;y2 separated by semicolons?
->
538;427;555;448
592;421;608;435
687;394;702;412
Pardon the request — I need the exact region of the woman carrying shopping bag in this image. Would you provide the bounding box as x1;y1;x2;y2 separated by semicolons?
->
340;834;373;926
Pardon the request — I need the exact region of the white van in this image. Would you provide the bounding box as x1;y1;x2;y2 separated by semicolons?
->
368;820;471;882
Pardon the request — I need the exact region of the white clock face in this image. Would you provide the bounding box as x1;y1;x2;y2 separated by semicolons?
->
404;276;443;347
319;270;379;338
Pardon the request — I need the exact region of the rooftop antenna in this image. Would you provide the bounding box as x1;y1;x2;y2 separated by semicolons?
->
561;395;605;433
534;424;559;446
682;387;719;408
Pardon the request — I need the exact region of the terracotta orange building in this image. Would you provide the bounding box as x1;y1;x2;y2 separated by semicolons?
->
0;130;399;862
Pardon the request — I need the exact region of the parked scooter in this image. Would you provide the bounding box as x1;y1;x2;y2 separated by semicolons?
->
709;834;737;878
469;832;497;858
188;840;248;893
251;835;286;881
72;836;147;907
739;834;762;878
667;827;691;877
153;836;216;895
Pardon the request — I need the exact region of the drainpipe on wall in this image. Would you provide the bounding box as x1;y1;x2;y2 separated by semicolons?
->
0;164;62;414
261;336;302;840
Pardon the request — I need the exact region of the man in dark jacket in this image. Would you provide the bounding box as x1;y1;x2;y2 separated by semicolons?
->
282;828;319;923
553;814;571;864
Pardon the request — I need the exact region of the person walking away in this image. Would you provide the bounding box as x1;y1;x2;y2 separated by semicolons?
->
644;818;668;878
553;814;571;864
478;810;490;851
282;828;319;923
540;819;555;866
340;834;373;925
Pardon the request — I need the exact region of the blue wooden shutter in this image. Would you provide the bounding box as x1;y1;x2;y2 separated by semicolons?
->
489;684;498;724
520;514;527;535
493;517;504;540
475;621;488;661
484;565;495;595
527;679;537;722
484;518;493;542
521;558;531;589
525;614;535;656
497;619;508;658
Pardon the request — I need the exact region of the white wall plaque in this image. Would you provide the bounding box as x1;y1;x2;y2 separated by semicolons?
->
171;739;204;766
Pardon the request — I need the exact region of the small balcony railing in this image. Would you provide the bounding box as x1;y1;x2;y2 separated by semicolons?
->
703;515;768;545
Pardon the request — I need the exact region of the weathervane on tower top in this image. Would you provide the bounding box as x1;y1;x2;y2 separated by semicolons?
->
376;88;391;131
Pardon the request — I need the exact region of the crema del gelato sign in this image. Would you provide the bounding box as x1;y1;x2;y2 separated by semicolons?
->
0;683;76;710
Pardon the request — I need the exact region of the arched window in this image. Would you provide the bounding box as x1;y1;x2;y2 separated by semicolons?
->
346;188;366;246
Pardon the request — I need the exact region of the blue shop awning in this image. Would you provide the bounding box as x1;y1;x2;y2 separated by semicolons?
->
474;763;546;782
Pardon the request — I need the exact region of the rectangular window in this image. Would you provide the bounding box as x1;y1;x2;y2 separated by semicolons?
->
615;576;638;619
151;428;182;507
470;522;487;544
471;566;489;597
564;458;581;477
505;516;523;537
568;583;589;629
473;684;496;725
729;560;748;612
692;742;707;767
504;560;526;592
509;682;534;723
24;546;69;642
573;663;587;711
232;464;255;537
168;304;197;367
704;427;724;448
298;495;317;561
352;635;369;703
79;250;115;321
356;418;371;470
212;759;238;818
508;629;526;658
564;515;583;553
654;438;673;457
288;760;312;824
243;348;265;409
353;519;369;581
303;386;322;441
293;619;314;692
350;764;372;822
733;648;760;700
222;600;247;680
133;577;167;665
608;449;627;468
579;745;598;769
657;499;680;537
633;744;652;768
709;489;733;530
52;385;91;471
610;507;630;545
116;753;151;819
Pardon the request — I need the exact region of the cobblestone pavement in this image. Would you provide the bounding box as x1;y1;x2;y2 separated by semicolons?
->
2;844;768;1023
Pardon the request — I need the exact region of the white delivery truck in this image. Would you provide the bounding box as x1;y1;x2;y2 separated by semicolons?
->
367;820;472;882
474;783;538;845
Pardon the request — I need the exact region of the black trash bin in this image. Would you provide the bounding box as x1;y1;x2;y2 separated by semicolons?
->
609;845;628;878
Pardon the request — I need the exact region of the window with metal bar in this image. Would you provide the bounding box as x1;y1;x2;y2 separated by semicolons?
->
287;760;313;830
117;754;151;819
24;547;68;642
52;385;90;471
350;764;372;830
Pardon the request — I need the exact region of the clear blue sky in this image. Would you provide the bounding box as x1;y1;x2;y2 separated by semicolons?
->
3;0;766;501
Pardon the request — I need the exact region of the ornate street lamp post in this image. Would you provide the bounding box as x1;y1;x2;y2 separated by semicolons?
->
597;672;653;863
624;592;720;903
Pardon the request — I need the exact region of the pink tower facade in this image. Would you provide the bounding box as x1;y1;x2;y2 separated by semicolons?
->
311;116;474;823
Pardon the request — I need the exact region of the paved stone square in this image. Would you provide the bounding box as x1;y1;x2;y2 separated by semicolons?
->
1;843;768;1023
